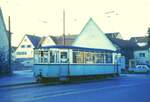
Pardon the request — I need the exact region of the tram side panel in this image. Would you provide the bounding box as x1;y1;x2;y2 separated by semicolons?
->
33;63;118;78
70;64;118;76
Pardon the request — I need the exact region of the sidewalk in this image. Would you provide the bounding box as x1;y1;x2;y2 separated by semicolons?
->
0;70;36;87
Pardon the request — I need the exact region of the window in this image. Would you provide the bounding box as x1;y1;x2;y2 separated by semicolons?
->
50;51;55;63
27;45;31;48
49;50;59;63
139;53;145;57
84;52;94;64
95;53;104;63
39;51;48;63
16;52;27;55
21;45;25;48
60;51;68;63
105;53;112;63
73;51;84;63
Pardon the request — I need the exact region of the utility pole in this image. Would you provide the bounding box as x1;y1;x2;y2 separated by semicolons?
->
8;16;12;74
63;10;66;45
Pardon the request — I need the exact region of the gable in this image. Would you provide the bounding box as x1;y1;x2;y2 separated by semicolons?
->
16;35;34;52
73;18;117;51
41;36;56;47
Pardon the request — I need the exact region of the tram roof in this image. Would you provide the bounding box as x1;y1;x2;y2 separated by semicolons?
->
35;45;118;52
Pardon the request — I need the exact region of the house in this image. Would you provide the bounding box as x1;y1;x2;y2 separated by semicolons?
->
15;34;41;66
130;36;150;66
73;18;117;51
0;8;10;74
108;38;139;68
134;45;150;66
130;36;148;47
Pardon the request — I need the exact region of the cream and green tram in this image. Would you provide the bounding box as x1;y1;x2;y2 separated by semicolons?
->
33;45;121;82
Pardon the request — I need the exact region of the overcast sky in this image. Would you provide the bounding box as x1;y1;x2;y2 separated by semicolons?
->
0;0;150;46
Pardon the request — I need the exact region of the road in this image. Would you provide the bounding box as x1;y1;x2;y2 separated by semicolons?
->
0;74;150;102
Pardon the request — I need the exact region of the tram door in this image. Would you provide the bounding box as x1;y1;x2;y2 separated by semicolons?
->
59;50;69;80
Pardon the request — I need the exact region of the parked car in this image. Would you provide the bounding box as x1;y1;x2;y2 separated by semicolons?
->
129;65;150;73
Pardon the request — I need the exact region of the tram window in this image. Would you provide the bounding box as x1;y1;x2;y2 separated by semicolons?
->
84;52;94;64
50;51;55;63
73;51;84;63
39;51;48;63
105;53;112;63
95;53;104;63
60;52;68;63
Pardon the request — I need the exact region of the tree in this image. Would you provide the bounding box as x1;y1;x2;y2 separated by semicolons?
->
147;27;150;46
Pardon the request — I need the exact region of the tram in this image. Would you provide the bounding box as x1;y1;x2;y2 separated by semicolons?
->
33;45;121;82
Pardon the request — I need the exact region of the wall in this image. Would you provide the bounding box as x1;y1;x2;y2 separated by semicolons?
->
134;49;150;65
15;36;34;59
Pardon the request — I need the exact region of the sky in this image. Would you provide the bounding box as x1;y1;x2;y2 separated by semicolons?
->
0;0;150;46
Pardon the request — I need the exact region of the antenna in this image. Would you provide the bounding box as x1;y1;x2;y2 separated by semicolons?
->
63;9;66;45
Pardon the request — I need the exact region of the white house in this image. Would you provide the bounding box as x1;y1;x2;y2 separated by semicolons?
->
130;36;150;66
15;34;41;66
0;8;10;74
73;18;117;51
134;47;150;65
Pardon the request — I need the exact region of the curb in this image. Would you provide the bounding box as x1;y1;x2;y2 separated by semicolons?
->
0;81;37;88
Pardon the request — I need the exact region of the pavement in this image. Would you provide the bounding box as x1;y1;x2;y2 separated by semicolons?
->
0;70;36;87
0;70;145;87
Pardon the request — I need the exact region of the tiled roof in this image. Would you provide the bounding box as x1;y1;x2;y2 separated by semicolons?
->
51;34;78;45
105;32;120;39
26;35;41;47
108;38;139;49
136;45;149;50
130;36;148;43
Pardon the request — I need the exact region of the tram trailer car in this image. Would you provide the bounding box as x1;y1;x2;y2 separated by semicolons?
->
33;45;121;82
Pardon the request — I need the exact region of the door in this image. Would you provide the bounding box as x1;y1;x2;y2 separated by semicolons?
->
59;50;69;80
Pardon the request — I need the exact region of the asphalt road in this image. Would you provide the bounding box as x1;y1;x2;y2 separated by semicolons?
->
0;74;150;102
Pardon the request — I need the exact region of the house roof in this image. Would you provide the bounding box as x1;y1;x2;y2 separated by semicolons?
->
51;34;78;45
26;35;41;47
136;45;149;50
130;36;148;43
105;32;120;39
108;38;139;49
